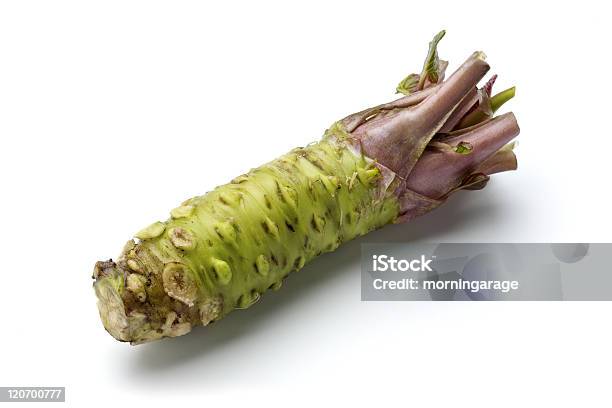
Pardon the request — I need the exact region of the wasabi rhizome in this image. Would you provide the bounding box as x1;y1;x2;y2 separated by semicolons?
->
93;31;520;344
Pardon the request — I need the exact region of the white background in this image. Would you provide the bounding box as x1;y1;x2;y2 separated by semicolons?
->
1;1;610;407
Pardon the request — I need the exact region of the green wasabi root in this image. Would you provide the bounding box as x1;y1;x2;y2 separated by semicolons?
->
93;31;520;344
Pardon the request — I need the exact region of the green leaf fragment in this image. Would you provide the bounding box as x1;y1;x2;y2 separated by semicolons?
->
396;73;420;95
491;86;516;112
418;30;446;89
395;29;446;95
454;141;473;155
458;86;516;129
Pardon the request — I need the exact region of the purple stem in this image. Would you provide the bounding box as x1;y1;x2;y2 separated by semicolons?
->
404;112;520;198
437;86;478;133
350;52;490;178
